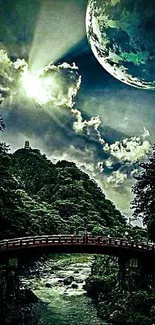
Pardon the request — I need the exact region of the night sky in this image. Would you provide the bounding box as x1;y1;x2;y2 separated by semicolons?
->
0;0;155;220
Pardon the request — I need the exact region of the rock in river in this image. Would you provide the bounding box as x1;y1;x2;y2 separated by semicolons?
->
71;283;78;289
64;276;74;285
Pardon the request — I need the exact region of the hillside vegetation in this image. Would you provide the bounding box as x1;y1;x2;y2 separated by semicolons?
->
0;144;126;239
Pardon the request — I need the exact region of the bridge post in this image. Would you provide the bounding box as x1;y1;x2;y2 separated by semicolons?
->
127;259;132;291
97;237;100;244
138;258;155;286
118;256;128;290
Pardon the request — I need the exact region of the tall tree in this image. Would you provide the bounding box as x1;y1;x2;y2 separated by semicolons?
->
132;144;155;240
0;115;5;132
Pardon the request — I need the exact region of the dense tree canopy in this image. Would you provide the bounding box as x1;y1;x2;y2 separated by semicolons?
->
0;144;127;239
132;144;155;240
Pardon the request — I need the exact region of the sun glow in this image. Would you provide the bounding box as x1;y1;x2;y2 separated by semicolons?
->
21;68;51;104
20;62;81;108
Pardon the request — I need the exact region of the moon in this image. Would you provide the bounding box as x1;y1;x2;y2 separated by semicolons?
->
86;0;155;89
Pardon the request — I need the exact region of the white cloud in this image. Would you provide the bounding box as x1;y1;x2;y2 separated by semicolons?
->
97;161;104;173
71;104;151;190
71;108;101;134
104;128;151;163
0;50;152;222
49;144;97;177
71;105;151;168
105;158;114;168
0;49;81;109
71;109;84;133
107;170;128;187
142;126;150;139
0;49;26;103
39;62;81;107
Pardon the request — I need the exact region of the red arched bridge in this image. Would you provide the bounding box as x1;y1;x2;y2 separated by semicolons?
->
0;235;155;262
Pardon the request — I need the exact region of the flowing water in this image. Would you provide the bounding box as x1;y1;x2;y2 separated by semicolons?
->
0;255;108;325
22;255;108;325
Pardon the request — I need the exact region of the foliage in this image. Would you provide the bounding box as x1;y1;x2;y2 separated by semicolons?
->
86;220;151;325
0;149;27;238
0;116;5;132
132;144;155;240
98;289;155;325
0;145;127;239
86;252;155;325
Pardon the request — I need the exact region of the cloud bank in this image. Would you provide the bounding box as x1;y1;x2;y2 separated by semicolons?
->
0;49;81;109
0;48;152;219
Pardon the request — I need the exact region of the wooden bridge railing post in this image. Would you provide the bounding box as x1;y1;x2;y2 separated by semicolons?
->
118;256;127;290
1;236;155;262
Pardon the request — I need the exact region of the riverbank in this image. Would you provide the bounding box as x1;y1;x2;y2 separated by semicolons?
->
86;255;155;325
3;252;155;325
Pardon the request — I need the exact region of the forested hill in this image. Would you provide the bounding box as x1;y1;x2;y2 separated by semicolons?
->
0;144;126;239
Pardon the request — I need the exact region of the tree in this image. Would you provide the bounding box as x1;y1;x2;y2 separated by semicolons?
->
132;144;155;240
0;142;10;154
0;115;5;132
0;141;127;239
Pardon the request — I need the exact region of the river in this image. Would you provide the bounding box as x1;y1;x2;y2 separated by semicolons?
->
18;254;108;325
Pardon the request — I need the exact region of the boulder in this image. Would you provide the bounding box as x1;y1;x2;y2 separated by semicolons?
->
71;282;78;289
83;284;86;290
64;276;74;285
45;282;52;288
74;270;79;274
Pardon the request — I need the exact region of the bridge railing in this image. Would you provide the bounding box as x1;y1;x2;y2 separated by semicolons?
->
0;235;154;253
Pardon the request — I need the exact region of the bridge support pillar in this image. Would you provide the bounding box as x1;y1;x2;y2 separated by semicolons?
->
3;258;19;281
127;259;133;292
137;259;155;288
118;257;128;290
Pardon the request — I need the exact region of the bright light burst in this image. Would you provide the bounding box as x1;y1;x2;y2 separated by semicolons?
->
21;68;51;104
20;62;81;108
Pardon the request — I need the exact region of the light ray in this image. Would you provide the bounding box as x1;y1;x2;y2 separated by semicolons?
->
29;0;87;73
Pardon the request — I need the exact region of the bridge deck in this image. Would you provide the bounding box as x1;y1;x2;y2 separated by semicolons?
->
0;235;155;261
